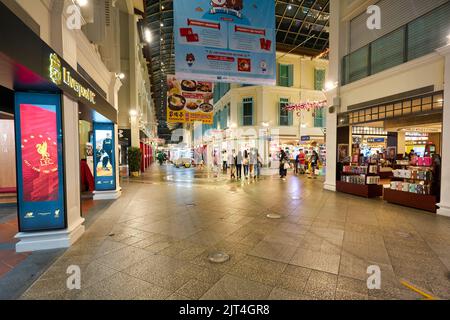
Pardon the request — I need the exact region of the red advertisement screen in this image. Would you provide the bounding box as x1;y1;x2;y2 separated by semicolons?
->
19;104;59;202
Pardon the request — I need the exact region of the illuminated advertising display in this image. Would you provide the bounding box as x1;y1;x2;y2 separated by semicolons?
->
14;93;66;232
174;0;276;85
93;123;116;191
167;75;214;124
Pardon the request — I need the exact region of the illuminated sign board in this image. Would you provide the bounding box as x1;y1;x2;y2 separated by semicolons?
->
49;53;96;104
14;93;66;232
93;122;116;191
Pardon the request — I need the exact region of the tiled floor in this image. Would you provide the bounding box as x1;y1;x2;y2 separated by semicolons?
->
19;165;450;300
0;213;30;278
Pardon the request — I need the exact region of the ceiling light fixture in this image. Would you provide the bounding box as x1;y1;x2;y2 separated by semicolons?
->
76;0;88;7
144;28;152;43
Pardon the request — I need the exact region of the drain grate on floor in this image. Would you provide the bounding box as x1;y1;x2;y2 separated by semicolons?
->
266;213;282;219
396;231;412;238
208;252;230;264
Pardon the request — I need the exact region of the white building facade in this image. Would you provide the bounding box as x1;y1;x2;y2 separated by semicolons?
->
324;0;450;217
198;53;328;168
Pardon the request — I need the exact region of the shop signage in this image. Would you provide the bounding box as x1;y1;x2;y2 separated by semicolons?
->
167;75;214;124
367;138;385;143
49;53;96;104
174;0;276;85
301;136;311;142
93;122;116;191
14;93;67;232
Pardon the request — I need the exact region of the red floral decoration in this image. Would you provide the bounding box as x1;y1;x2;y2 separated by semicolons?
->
283;100;327;112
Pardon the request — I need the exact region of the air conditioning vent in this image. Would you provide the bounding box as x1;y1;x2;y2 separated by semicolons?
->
105;0;111;26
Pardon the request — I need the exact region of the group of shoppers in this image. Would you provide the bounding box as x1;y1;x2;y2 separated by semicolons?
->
221;148;263;180
280;148;320;179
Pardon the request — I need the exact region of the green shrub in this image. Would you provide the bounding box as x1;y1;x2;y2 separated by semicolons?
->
128;147;142;173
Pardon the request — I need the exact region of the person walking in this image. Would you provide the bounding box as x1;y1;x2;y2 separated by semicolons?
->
249;148;257;179
256;151;263;179
294;152;300;175
298;150;306;174
222;149;228;173
309;150;319;179
279;149;288;179
236;150;243;180
243;149;249;178
229;149;236;179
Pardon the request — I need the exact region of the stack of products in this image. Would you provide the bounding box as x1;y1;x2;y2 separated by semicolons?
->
368;164;379;174
341;175;366;185
366;176;381;185
396;160;410;166
342;166;367;174
390;181;432;195
393;169;432;181
412;157;432;167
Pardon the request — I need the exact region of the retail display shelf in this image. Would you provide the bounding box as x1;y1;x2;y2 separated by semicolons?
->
383;188;437;213
336;181;383;198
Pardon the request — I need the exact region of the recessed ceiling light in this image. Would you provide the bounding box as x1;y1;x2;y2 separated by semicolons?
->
160;22;164;27
77;0;88;7
288;5;292;10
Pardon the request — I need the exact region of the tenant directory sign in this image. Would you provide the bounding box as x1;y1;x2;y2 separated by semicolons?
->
174;0;276;85
93;122;116;191
14;93;66;232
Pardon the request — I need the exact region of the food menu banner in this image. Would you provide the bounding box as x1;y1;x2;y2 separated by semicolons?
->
14;93;66;232
167;75;214;124
93;122;116;191
174;0;276;85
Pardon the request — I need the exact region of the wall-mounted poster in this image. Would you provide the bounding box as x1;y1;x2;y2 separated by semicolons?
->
174;0;276;85
167;75;214;124
93;123;116;191
387;146;397;160
338;144;350;162
14;93;66;232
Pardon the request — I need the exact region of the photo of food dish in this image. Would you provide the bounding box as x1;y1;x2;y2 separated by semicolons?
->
186;102;199;110
196;82;212;93
168;94;186;111
181;80;197;92
199;103;213;113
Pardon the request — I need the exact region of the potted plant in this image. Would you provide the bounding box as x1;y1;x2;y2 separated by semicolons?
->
128;147;142;177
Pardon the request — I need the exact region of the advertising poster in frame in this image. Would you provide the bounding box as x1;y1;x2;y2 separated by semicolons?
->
14;93;66;232
167;75;214;124
174;0;276;85
387;146;397;160
338;144;350;162
93;122;116;191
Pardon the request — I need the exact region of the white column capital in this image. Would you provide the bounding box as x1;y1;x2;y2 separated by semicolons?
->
436;44;450;57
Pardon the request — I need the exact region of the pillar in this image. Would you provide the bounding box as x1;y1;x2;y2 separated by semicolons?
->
436;44;450;217
15;96;85;252
323;0;340;192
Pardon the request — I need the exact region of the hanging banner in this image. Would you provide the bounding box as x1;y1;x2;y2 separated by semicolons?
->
93;123;116;191
167;75;214;124
174;0;276;85
14;93;66;232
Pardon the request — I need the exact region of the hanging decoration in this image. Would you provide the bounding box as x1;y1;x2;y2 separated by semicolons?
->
283;100;327;112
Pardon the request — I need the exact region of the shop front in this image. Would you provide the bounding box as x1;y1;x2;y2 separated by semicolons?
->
0;2;119;251
335;90;443;213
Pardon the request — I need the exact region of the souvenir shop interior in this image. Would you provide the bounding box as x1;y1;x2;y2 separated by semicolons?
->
336;91;443;213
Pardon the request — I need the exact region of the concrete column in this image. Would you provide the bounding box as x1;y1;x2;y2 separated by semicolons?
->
16;96;85;252
323;0;340;192
436;44;450;217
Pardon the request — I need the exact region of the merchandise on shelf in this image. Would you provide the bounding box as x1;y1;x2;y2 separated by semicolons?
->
366;176;381;185
342;166;367;174
393;168;432;181
390;181;431;195
341;175;366;185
